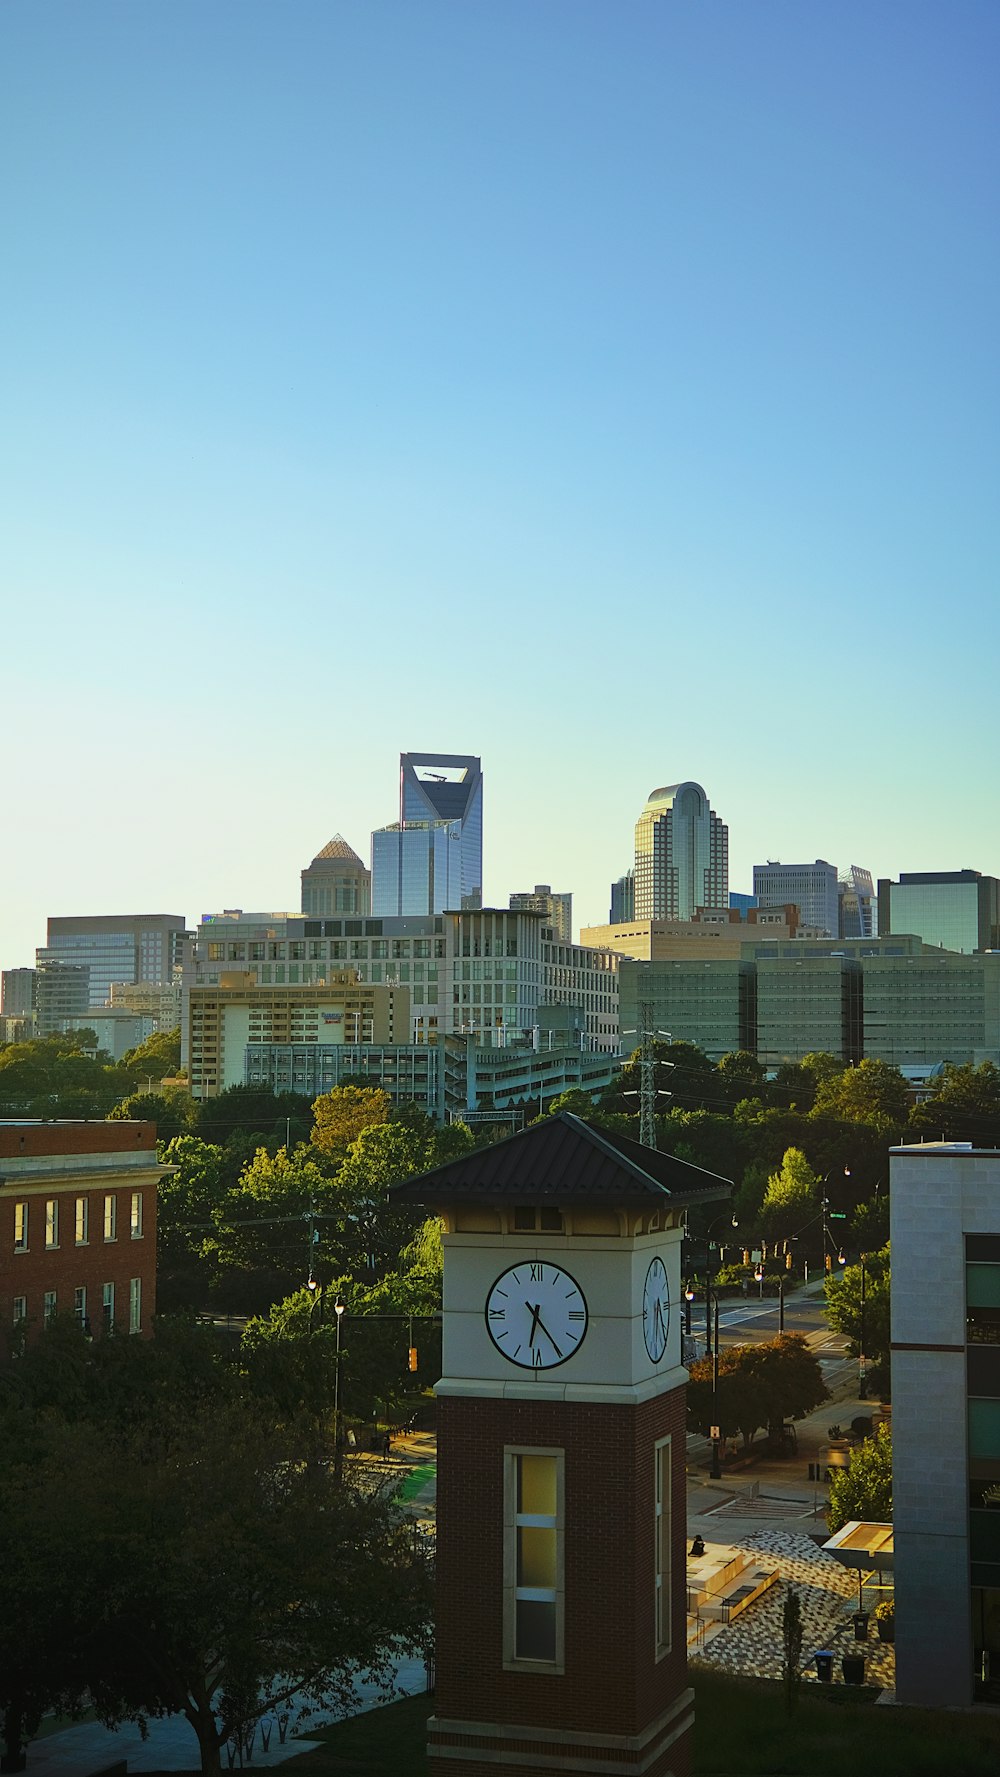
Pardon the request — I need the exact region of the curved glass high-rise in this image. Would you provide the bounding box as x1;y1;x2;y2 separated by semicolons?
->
634;781;728;921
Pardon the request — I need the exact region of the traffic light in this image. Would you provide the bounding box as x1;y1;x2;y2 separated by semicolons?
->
825;1252;832;1272
408;1346;418;1373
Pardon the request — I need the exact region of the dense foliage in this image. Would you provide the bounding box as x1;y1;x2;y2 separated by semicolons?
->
0;1318;430;1775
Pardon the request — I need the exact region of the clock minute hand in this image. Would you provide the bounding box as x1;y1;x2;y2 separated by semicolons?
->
525;1307;564;1357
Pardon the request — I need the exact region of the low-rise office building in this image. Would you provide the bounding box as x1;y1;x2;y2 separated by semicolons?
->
188;972;410;1098
618;958;752;1061
0;1120;164;1341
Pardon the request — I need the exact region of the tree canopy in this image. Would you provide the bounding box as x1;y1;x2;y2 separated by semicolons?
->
687;1334;828;1448
0;1318;430;1775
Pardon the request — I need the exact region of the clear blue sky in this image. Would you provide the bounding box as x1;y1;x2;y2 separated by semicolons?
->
2;0;997;967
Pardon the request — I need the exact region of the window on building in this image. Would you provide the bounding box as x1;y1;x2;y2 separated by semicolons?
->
13;1296;26;1326
43;1291;57;1325
129;1277;142;1335
103;1281;115;1331
74;1286;88;1331
104;1195;117;1241
75;1197;89;1245
45;1200;59;1249
130;1192;144;1239
13;1201;28;1251
655;1436;672;1655
505;1449;563;1668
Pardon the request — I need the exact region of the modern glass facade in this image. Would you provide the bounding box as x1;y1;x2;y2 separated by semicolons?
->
39;914;186;1010
371;753;483;916
878;871;1000;955
752;860;839;935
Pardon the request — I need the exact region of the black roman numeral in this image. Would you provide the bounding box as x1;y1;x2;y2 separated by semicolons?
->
529;1263;543;1282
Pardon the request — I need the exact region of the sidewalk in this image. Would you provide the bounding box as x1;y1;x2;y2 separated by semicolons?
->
19;1655;431;1777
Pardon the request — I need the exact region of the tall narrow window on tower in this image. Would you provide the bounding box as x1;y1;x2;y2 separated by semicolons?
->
505;1448;564;1669
655;1436;672;1656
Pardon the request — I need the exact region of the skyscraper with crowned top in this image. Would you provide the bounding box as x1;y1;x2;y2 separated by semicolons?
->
371;752;483;917
634;781;728;921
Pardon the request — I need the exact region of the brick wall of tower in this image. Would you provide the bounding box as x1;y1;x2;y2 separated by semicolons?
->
431;1384;691;1775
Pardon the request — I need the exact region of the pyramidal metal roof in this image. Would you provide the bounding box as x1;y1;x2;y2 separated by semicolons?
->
311;835;366;866
391;1111;733;1208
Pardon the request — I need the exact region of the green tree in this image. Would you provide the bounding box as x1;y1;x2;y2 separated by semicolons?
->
825;1244;891;1393
715;1050;768;1111
782;1588;804;1714
909;1061;1000;1146
812;1059;909;1131
687;1336;827;1449
827;1423;893;1533
0;1319;430;1776
108;1085;196;1141
601;1039;717;1116
311;1084;391;1162
759;1147;818;1246
119;1025;182;1081
195;1084;312;1148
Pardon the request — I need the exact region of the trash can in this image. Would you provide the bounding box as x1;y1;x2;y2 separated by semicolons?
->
842;1653;865;1685
814;1650;834;1683
853;1611;869;1641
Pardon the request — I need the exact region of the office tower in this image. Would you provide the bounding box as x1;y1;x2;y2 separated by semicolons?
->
509;884;572;942
1;968;36;1018
35;960;91;1036
300;835;371;917
371;752;483;917
753;859;839;936
38;914;187;1011
609;869;635;924
838;866;876;939
633;781;728;921
877;870;1000;955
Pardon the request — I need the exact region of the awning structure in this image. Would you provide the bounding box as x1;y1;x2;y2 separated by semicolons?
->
822;1521;894;1572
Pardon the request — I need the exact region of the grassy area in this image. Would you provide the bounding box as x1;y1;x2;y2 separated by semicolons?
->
691;1669;1000;1776
276;1673;1000;1777
287;1693;433;1775
395;1463;436;1504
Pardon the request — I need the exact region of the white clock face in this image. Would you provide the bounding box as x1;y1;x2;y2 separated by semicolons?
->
485;1261;588;1370
643;1256;670;1363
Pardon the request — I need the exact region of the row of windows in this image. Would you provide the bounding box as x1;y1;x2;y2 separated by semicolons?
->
506;1442;671;1666
12;1277;143;1335
13;1192;144;1252
206;937;445;963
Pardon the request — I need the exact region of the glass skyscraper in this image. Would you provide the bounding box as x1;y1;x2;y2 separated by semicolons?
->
372;753;483;917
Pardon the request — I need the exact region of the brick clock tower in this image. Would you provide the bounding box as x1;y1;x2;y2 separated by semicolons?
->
393;1112;731;1777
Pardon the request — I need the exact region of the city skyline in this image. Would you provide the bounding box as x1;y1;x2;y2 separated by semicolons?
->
3;3;997;968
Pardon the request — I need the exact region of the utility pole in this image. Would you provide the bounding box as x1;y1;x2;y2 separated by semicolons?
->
637;998;657;1149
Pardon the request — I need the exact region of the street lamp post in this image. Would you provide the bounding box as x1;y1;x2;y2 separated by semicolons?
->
778;1273;785;1334
858;1253;867;1400
703;1215;738;1359
709;1294;721;1480
333;1294;346;1482
684;1285;694;1337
